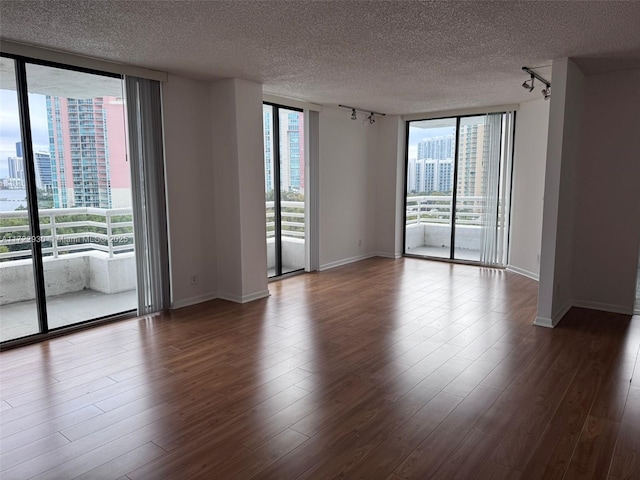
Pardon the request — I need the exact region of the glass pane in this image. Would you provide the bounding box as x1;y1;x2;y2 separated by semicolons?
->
453;116;485;261
0;57;41;341
263;104;276;278
278;108;305;274
25;63;137;330
405;118;456;258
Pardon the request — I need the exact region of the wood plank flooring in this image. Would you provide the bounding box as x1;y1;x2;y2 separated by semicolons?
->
1;257;639;480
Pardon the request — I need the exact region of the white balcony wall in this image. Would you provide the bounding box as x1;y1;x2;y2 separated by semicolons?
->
0;252;135;305
509;98;550;280
266;238;305;271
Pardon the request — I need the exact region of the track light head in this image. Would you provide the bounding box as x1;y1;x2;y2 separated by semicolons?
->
351;109;357;120
368;113;376;124
542;86;551;100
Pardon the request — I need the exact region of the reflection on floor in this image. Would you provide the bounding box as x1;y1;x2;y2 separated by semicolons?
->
407;245;481;262
0;289;137;342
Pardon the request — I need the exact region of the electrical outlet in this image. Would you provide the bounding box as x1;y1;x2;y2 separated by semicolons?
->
358;239;362;247
191;274;198;285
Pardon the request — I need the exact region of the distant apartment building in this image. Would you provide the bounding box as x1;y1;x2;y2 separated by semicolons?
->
10;144;53;191
409;126;488;196
263;106;305;195
408;134;455;194
46;96;131;208
7;156;24;182
2;177;25;189
457;123;486;197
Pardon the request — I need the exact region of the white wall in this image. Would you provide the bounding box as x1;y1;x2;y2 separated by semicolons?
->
162;74;217;308
537;60;640;326
571;68;640;314
211;78;268;302
537;58;586;327
318;107;378;269
234;79;269;299
508;98;550;280
373;115;405;257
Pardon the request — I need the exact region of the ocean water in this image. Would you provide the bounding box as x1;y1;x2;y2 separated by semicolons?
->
0;189;28;212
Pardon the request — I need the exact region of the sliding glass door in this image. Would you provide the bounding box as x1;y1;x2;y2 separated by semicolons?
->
0;58;41;340
0;56;139;342
404;112;514;266
404;118;457;259
263;103;306;278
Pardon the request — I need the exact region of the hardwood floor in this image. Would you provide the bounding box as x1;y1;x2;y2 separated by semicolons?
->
1;257;639;480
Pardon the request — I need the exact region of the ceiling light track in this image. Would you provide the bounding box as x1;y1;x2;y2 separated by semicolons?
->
521;66;551;100
339;104;386;123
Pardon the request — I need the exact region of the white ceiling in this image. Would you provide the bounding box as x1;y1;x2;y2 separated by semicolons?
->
1;0;640;114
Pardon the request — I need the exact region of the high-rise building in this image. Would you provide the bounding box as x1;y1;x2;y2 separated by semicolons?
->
263;107;305;195
410;134;456;194
417;135;454;161
7;156;24;181
12;143;54;190
34;152;52;190
457;123;487;197
47;96;130;208
263;106;273;193
279;111;305;194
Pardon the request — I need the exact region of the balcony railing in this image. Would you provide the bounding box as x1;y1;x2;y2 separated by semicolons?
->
0;207;134;261
406;195;485;226
265;200;305;239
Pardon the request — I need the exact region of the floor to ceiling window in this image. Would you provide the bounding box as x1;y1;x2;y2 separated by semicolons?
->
404;112;514;266
263;103;306;278
0;55;166;343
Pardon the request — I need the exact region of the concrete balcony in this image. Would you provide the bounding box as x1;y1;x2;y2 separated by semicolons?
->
405;195;486;260
0;207;137;342
266;200;305;275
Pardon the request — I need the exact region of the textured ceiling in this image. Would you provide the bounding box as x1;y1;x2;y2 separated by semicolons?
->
1;1;640;114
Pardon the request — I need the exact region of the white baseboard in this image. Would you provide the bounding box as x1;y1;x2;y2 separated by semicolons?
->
372;251;402;259
319;253;376;271
533;316;554;328
217;289;270;304
506;265;539;281
171;292;218;310
241;289;270;303
534;301;572;328
572;299;633;316
533;298;633;329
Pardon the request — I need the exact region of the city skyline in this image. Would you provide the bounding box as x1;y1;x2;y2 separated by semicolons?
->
0;90;48;178
407;120;489;197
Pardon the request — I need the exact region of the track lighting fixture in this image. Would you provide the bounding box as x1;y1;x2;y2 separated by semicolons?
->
339;105;386;124
541;86;551;100
521;67;551;100
522;75;535;92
